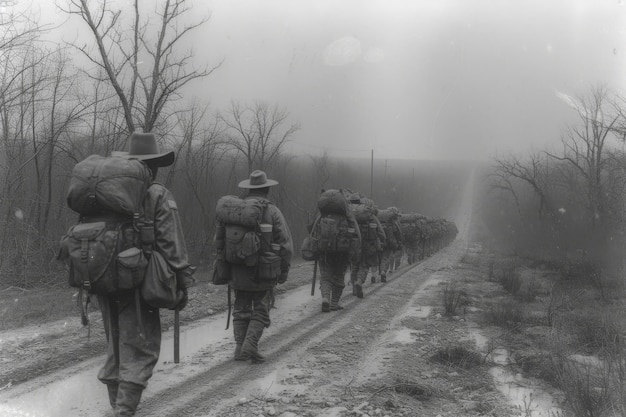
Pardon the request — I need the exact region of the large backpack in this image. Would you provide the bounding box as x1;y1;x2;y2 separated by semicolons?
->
377;209;399;251
59;155;152;296
399;213;423;243
308;189;357;257
351;203;381;262
215;195;282;281
216;196;265;266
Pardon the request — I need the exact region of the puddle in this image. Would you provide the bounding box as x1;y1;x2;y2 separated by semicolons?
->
0;285;316;417
469;329;562;417
393;328;414;343
400;305;432;320
490;368;562;417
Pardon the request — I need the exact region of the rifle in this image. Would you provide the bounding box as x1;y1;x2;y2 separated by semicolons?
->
311;260;318;296
174;308;180;363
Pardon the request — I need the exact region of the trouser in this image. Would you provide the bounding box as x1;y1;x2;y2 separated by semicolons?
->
97;292;161;388
98;291;161;415
380;248;394;275
391;248;403;270
232;290;271;331
353;257;376;286
319;254;349;302
233;290;271;362
405;242;419;264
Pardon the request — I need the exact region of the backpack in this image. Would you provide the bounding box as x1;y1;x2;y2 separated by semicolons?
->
215;195;281;281
307;189;357;258
351;203;381;261
215;195;264;266
377;209;398;250
59;155;152;296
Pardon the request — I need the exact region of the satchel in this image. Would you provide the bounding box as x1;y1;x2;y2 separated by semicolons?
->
141;250;183;309
257;251;281;281
300;235;318;261
212;258;230;285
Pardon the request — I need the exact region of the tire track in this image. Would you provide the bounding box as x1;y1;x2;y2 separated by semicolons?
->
136;246;460;417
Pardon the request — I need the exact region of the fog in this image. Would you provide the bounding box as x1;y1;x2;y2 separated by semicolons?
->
36;0;626;160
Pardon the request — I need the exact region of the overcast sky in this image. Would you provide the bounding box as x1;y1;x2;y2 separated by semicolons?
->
41;0;626;160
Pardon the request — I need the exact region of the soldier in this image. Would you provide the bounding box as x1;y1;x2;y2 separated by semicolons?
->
309;189;361;312
376;206;403;282
102;132;196;416
215;170;293;363
399;213;421;265
349;194;385;298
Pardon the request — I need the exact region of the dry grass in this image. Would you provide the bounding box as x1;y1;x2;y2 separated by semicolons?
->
431;345;484;369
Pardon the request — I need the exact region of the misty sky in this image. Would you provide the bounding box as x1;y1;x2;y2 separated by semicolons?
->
39;0;626;160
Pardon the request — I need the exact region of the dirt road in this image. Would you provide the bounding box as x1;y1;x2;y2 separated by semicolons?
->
1;171;540;417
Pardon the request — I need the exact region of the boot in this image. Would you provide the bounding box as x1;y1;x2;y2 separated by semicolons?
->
233;320;249;361
354;282;363;299
381;272;387;283
106;383;118;411
241;320;266;363
320;281;332;312
115;381;143;416
330;286;344;311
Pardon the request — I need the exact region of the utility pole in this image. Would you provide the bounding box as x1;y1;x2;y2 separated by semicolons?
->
370;149;374;199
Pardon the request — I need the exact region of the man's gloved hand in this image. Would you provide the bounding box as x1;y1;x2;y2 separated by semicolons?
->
277;272;288;284
177;266;197;289
173;288;188;311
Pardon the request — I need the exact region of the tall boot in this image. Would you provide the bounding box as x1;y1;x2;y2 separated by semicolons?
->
354;282;363;298
106;383;118;411
233;320;249;361
115;381;143;417
241;320;266;364
320;281;332;312
330;286;344;311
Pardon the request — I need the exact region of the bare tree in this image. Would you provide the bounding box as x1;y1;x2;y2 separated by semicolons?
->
220;100;300;172
61;0;221;133
309;151;332;191
491;151;553;220
546;85;622;230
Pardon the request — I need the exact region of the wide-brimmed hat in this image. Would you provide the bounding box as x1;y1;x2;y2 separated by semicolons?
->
238;170;278;189
111;132;175;167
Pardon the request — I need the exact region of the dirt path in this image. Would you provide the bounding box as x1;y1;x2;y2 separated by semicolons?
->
2;170;556;417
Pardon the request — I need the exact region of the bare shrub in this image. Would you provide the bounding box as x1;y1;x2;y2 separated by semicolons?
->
431;345;484;369
485;300;525;328
460;253;481;267
556;310;622;355
442;282;469;316
554;357;614;417
546;281;572;327
517;277;541;303
512;351;560;385
499;267;522;296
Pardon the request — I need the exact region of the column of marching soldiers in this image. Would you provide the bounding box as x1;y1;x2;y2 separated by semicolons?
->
301;188;459;313
58;133;459;416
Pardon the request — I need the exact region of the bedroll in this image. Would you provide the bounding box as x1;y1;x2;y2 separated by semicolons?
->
67;155;152;216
